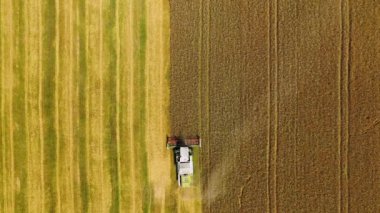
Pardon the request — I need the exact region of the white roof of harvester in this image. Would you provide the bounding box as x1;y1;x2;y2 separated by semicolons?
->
178;147;193;175
180;147;190;162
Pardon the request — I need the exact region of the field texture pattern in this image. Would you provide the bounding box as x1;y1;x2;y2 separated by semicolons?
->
170;0;380;212
0;0;183;212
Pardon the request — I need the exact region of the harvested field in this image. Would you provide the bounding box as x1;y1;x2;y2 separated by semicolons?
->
170;0;380;212
0;0;185;212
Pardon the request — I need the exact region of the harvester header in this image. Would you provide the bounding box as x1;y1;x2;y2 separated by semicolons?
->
166;135;201;148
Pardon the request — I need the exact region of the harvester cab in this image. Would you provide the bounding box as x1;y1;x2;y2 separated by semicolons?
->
167;136;201;187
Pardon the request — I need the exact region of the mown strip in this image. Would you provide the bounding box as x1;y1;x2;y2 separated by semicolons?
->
77;0;89;211
70;0;82;212
1;0;14;211
41;0;57;211
25;0;44;210
71;0;81;210
133;1;152;212
102;0;120;212
13;0;28;211
87;0;108;210
118;0;133;210
144;0;175;212
57;0;76;210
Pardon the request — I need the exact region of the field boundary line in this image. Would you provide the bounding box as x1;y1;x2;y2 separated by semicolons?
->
162;0;167;210
159;0;166;211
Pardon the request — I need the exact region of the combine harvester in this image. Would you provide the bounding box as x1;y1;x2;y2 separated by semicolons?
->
167;136;201;187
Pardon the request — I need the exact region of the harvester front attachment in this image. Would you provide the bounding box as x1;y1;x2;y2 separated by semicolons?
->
166;136;201;149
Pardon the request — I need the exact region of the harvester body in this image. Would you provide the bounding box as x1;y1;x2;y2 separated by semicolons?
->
167;136;201;187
